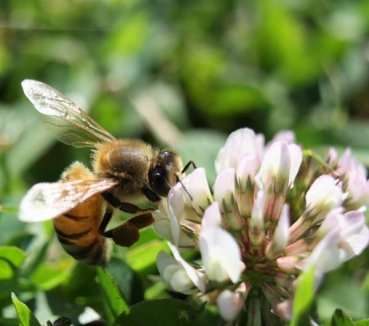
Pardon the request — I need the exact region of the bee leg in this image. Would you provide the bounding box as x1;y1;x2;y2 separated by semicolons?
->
98;206;114;236
99;207;154;247
101;192;155;213
112;213;154;247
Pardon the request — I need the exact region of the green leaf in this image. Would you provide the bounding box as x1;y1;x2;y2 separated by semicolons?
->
106;257;144;304
30;263;73;291
0;317;19;326
208;83;270;115
317;271;367;321
20;241;50;279
353;319;369;326
0;246;26;279
330;309;354;326
114;299;205;326
125;238;168;274
96;266;129;325
11;292;41;326
0;246;26;268
290;267;315;326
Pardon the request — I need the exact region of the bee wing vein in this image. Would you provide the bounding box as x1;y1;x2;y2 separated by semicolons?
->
22;79;115;147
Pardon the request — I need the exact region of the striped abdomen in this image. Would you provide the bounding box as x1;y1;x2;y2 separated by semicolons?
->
53;194;110;265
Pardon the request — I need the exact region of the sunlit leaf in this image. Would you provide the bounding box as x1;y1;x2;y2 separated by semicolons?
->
30;263;73;291
11;292;41;326
354;319;369;326
125;239;168;275
96;266;129;325
0;246;26;279
330;309;354;326
106;257;144;304
290;267;315;326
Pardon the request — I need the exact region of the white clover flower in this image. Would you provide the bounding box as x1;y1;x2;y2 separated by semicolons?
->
153;127;369;324
305;175;345;219
255;141;302;192
199;202;243;283
156;251;197;294
328;147;369;210
215;128;264;173
156;244;206;294
213;167;236;210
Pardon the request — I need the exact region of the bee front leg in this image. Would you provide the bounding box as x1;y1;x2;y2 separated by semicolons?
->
101;192;155;213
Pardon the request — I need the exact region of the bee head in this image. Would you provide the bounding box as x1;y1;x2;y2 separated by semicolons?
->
149;151;183;197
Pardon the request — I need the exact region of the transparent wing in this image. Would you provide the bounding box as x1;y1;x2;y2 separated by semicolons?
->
21;79;115;148
19;179;117;222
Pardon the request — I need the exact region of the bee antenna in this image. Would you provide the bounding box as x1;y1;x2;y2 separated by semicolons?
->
175;173;193;201
181;160;197;174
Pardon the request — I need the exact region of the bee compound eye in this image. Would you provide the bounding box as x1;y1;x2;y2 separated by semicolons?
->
150;166;170;197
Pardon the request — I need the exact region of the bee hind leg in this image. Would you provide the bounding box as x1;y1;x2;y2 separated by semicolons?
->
99;204;154;248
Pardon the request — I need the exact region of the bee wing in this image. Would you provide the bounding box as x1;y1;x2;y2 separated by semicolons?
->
19;179;117;222
21;79;115;148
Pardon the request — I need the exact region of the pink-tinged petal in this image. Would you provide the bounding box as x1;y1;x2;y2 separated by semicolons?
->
344;160;369;209
337;211;369;261
305;175;344;215
273;298;293;322
276;256;300;274
236;153;259;184
181;168;213;214
217;290;243;321
299;210;369;274
213;168;236;208
256;141;301;191
169;242;207;293
337;148;353;173
202;202;222;229
317;208;343;235
296;228;342;273
215;128;264;173
199;226;242;283
256;141;286;189
255;141;302;189
326;147;338;166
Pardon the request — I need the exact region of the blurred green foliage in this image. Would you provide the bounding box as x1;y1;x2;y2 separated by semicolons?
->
1;0;369;325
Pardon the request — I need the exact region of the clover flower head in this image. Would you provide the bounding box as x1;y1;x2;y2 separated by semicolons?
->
154;128;369;325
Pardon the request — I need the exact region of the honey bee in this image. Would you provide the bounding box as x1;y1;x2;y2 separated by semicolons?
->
19;80;190;264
